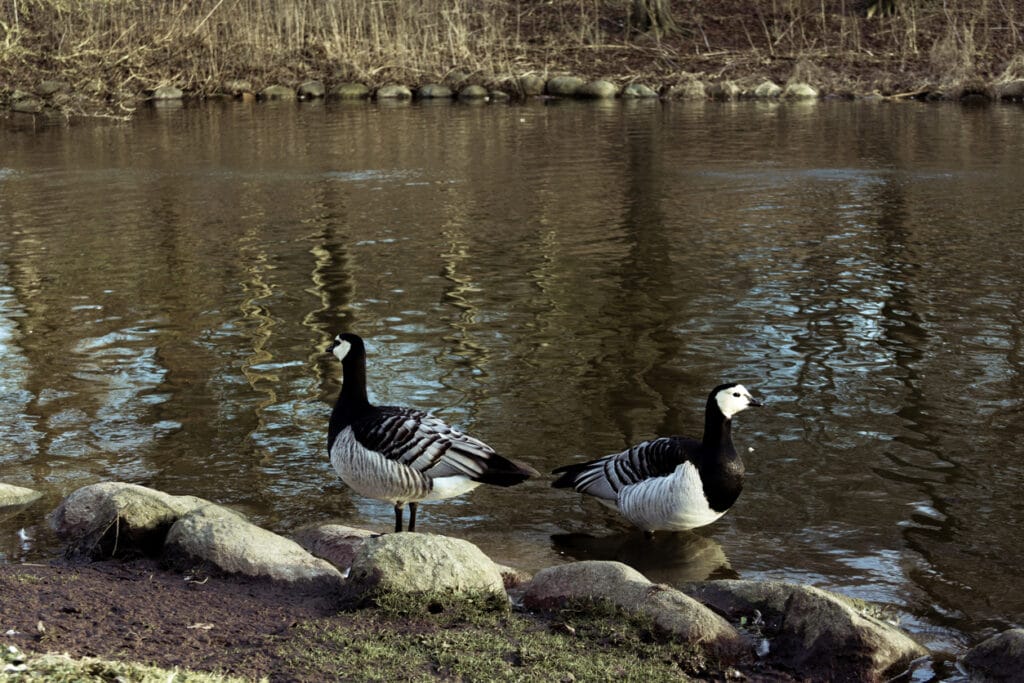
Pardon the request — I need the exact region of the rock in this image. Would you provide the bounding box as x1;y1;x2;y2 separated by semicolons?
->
524;561;747;660
546;76;585;97
151;85;183;100
223;79;253;96
576;80;618;99
489;90;511;102
291;523;376;570
11;97;43;114
524;561;649;609
776;585;925;680
297;80;325;98
375;84;413;99
682;580;927;681
48;482;214;558
458;84;488;100
343;533;506;605
260;84;296;100
753;80;783;98
621;83;659;98
36;80;67;97
783;82;819;99
517;75;546;96
962;629;1024;681
995;79;1024;100
667;80;707;100
444;70;473;88
164;505;343;587
417;83;453;99
0;483;42;509
331;82;370;99
707;81;741;100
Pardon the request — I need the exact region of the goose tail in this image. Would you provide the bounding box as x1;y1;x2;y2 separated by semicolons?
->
474;455;541;487
550;461;590;489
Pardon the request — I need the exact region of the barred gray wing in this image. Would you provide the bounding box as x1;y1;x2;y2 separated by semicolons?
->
351;406;497;479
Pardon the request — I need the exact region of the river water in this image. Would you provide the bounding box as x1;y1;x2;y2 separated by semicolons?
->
2;97;1022;674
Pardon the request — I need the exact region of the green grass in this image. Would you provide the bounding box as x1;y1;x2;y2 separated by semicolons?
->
279;594;709;682
0;645;256;683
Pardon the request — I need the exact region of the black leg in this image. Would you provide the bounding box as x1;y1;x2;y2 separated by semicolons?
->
394;503;404;533
408;502;418;532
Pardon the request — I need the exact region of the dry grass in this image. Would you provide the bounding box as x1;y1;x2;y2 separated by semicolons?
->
1;0;1022;114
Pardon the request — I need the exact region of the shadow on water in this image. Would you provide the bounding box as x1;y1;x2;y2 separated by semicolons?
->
551;530;738;585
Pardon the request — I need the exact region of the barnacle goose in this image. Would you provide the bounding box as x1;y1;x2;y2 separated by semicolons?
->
551;383;762;535
327;332;539;532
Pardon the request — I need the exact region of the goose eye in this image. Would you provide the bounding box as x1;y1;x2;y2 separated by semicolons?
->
733;392;741;397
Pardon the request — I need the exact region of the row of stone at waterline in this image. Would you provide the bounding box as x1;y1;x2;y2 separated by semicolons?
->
149;74;819;102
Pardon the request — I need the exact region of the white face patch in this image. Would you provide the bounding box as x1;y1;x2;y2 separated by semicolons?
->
332;338;352;362
716;384;757;418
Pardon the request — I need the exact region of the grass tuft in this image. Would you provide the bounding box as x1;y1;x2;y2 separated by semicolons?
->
281;597;712;682
0;644;254;683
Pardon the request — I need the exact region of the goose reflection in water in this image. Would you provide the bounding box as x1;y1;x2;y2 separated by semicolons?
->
550;530;738;584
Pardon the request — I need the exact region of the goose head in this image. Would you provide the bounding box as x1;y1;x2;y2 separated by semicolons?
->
712;383;763;419
328;332;365;363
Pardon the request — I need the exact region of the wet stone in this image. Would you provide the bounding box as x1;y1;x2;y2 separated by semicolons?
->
417;83;453;99
260;85;296;100
297;80;326;98
331;83;370;99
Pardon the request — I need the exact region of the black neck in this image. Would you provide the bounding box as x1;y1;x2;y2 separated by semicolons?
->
702;404;734;452
328;352;370;450
700;404;743;512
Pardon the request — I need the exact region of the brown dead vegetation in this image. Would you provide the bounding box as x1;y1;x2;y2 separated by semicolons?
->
0;0;1022;116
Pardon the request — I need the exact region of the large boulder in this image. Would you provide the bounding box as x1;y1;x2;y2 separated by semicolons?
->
259;84;296;100
331;83;370;99
223;79;253;97
707;81;741;100
962;629;1024;681
517;74;546;96
164;505;343;588
524;561;748;660
417;83;453;99
783;82;819;99
621;83;659;98
48;482;212;558
0;483;42;509
343;533;506;605
576;80;619;99
753;80;783;98
546;76;585;97
291;523;376;570
995;80;1024;101
150;85;183;100
375;84;413;100
667;80;707;100
682;580;927;681
297;80;326;98
458;84;489;100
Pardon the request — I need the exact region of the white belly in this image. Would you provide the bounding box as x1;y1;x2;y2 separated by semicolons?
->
617;461;725;532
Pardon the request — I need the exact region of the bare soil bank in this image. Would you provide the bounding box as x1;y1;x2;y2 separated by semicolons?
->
2;1;1023;119
0;559;799;682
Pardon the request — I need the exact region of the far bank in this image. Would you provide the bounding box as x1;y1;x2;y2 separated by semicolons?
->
2;0;1023;119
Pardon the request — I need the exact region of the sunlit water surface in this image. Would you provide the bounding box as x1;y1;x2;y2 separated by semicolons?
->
2;98;1023;676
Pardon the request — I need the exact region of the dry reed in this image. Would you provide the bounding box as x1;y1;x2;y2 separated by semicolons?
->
1;0;1022;113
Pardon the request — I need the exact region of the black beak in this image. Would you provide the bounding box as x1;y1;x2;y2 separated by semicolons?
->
748;397;764;408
